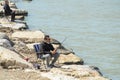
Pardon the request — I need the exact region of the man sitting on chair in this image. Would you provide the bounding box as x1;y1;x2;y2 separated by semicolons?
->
3;0;15;22
41;35;60;68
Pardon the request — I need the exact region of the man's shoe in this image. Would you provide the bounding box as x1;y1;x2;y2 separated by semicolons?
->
50;64;61;68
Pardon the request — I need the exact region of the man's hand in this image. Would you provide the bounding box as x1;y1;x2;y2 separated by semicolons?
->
51;48;58;54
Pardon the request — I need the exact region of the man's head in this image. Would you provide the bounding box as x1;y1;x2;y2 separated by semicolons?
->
44;35;51;43
5;0;9;4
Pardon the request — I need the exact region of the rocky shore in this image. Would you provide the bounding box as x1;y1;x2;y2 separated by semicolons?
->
0;1;110;80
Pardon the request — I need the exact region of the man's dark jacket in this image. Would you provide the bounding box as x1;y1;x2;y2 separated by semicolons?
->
41;42;54;55
4;4;12;15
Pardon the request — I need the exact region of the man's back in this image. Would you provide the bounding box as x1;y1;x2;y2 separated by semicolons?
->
4;2;12;15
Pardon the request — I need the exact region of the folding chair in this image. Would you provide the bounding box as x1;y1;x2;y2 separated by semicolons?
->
33;44;47;69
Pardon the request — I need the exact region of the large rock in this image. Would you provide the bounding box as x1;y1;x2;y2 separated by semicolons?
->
11;30;45;43
43;65;109;80
15;15;25;20
0;32;9;39
0;32;14;48
59;53;84;65
0;39;12;48
0;46;33;69
0;20;28;30
13;41;33;54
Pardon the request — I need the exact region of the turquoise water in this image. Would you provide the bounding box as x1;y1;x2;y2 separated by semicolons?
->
15;0;120;80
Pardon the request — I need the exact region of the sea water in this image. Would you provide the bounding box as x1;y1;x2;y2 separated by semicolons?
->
15;0;120;80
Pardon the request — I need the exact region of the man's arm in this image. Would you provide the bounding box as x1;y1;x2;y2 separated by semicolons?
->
50;46;58;54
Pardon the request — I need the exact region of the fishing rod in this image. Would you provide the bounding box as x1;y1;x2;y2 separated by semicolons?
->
58;37;75;54
60;36;67;45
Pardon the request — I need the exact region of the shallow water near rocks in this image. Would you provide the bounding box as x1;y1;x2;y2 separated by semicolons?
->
15;0;120;80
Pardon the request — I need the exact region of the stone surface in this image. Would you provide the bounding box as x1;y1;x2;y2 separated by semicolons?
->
0;39;12;48
0;32;14;48
0;32;9;39
0;69;50;80
1;21;27;30
41;65;109;80
15;15;25;20
11;30;45;43
13;41;33;54
0;46;33;69
0;27;14;36
59;53;84;64
12;30;44;39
